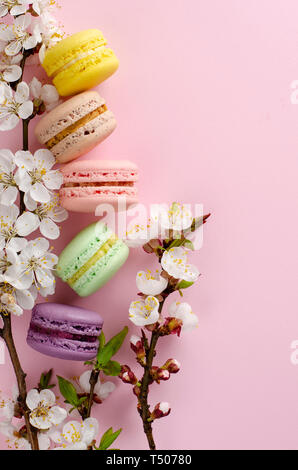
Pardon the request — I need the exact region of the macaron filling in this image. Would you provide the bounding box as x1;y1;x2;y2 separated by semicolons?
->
51;45;107;79
67;235;118;287
30;323;98;344
45;104;108;150
46;35;107;77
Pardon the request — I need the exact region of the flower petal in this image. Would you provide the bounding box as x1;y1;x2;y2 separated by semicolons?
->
81;418;99;445
15;211;39;236
15;82;30;103
18;100;33;119
0;113;19;131
40;217;59;239
15;150;34;171
30;182;51;203
26;389;40;411
0;186;18;206
97;381;116;400
39;389;55;407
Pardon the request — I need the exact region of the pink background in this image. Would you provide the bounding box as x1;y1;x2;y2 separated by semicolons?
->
1;0;298;450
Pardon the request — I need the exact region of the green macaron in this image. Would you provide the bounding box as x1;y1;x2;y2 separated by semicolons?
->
56;222;129;297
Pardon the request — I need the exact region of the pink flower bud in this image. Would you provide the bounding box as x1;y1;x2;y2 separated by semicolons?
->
162;358;181;374
151;402;171;420
130;335;145;359
133;385;141;397
162;317;183;336
150;366;170;382
119;365;138;385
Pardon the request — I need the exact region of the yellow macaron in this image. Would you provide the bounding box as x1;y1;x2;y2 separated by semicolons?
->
42;29;119;96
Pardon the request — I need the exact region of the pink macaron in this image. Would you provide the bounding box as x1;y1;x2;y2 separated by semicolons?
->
34;91;116;163
59;160;139;213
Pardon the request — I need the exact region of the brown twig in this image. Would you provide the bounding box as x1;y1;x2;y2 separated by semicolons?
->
86;369;100;419
138;328;160;450
1;313;39;450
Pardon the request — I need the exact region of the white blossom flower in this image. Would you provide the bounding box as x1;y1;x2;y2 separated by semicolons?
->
0;52;22;83
129;296;160;327
31;0;52;16
159;203;193;232
161;247;199;282
0;0;28;18
0;14;40;56
15;149;62;203
26;389;67;430
9;237;57;291
79;370;115;402
29;77;59;111
136;269;168;296
125;223;151;248
0;149;18;205
0;204;37;251
0;292;22;316
24;195;68;240
49;418;99;450
125;216;160;248
36;10;63;63
169;301;199;332
0;81;33;131
0;422;31;449
0;246;19;279
0;384;18;421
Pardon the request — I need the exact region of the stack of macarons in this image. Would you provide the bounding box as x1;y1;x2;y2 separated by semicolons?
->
35;27;139;213
27;28;137;359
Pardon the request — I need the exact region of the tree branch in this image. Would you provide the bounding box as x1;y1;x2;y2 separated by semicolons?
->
86;369;100;419
1;313;39;450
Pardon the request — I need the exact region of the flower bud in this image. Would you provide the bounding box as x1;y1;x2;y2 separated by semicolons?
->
143;239;162;254
162;358;181;374
151;402;171;420
130;335;145;359
133;385;141;398
150;366;170;383
119;365;138;385
161;317;183;336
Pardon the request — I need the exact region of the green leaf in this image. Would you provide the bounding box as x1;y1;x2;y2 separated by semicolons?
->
177;280;194;290
98;331;105;351
57;376;80;407
39;369;55;390
168;238;185;249
102;360;121;376
97;428;122;450
96;327;128;368
183;239;195;250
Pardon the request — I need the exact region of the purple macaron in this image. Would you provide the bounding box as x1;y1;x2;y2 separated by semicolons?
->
27;303;103;361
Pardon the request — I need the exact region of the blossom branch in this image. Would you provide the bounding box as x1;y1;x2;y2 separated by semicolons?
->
122;204;210;450
138;327;161;450
85;369;100;419
0;312;39;450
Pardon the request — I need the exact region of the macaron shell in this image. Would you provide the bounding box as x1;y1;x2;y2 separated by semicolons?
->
60;193;138;213
27;332;99;361
35;91;105;143
60;160;139;213
73;239;129;297
53;51;119;96
42;29;108;77
57;222;113;282
56;222;129;297
50;110;117;163
61;159;139;181
27;303;103;361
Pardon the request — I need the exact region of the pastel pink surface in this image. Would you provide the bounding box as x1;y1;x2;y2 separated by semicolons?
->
1;0;298;451
60;159;138;212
